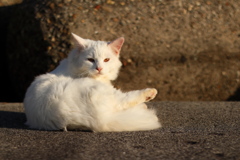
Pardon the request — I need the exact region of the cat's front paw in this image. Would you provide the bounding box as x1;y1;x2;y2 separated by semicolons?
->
143;88;158;102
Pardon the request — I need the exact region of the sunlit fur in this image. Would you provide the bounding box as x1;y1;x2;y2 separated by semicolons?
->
23;33;161;132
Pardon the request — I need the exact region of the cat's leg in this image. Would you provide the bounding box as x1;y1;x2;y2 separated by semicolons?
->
63;126;68;132
118;88;157;110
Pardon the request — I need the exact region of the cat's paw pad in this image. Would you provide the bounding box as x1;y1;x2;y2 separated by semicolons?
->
144;88;158;102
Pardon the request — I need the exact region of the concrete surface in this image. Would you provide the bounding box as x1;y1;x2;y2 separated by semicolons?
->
0;102;240;160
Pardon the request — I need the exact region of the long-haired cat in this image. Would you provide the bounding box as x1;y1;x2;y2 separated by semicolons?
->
23;33;161;132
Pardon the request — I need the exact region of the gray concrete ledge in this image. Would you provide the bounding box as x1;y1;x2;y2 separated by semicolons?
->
0;102;240;160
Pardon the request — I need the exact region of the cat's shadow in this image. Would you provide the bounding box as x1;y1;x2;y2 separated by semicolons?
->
0;111;28;129
0;111;93;132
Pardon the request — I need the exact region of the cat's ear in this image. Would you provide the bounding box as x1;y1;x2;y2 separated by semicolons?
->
71;33;87;50
108;37;124;56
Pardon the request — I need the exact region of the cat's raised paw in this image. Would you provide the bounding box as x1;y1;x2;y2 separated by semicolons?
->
144;88;158;102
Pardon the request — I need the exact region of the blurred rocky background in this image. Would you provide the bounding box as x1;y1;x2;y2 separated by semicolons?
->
0;0;240;102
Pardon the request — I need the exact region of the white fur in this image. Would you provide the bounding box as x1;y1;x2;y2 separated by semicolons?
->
23;34;161;132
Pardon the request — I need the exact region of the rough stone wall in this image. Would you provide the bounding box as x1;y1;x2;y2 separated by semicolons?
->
1;0;240;101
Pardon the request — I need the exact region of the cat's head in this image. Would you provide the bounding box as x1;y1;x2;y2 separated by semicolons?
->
68;33;124;82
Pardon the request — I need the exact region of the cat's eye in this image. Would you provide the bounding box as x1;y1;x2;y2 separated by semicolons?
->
87;58;95;63
104;58;110;62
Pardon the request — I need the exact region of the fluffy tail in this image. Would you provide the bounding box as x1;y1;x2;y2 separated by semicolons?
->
98;104;161;132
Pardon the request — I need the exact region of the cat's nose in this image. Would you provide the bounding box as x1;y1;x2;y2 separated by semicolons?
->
96;67;103;72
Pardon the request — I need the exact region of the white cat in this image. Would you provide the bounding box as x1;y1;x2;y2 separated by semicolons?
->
23;33;161;132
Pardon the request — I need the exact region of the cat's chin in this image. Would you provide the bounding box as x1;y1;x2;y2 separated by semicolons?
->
90;73;111;83
90;72;103;78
